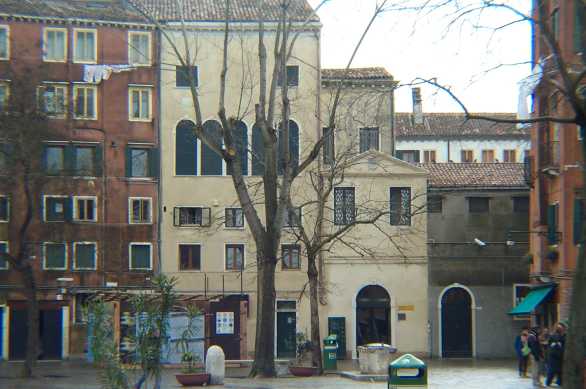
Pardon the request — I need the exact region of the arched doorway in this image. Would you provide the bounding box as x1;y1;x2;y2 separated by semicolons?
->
356;285;390;346
441;286;473;357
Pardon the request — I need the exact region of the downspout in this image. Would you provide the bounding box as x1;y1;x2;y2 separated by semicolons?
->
390;81;396;156
155;26;163;277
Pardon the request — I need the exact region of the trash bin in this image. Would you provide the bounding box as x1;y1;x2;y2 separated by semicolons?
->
323;335;338;370
388;354;427;388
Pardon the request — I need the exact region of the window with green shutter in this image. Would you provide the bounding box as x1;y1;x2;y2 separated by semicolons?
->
229;120;248;176
277;120;299;175
126;147;158;178
74;242;96;270
44;242;67;270
44;196;70;222
201;120;223;176
0;242;8;269
251;125;265;176
130;243;151;270
574;199;584;245
175;120;198;175
547;204;559;244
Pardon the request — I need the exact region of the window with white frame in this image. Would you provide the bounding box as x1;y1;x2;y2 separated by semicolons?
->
0;26;9;60
74;85;97;119
38;84;67;117
43;27;67;62
128;31;151;65
225;208;244;228
73;29;97;63
74;242;97;270
0;82;9;110
0;241;8;269
43;242;67;270
129;243;152;270
129;87;151;121
0;195;9;222
44;195;69;222
73;196;97;222
129;197;152;224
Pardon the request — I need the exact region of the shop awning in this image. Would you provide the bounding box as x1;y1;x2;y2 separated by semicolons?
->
509;286;554;315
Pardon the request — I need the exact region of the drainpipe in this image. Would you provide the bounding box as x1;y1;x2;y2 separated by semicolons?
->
155;27;163;277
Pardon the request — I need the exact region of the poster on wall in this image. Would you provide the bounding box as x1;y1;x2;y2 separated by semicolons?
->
216;312;234;334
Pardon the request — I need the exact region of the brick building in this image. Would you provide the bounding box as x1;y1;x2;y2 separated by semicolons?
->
0;0;159;359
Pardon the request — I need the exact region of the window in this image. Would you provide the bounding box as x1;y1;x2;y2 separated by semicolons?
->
282;244;300;270
468;197;489;213
74;145;98;176
225;208;244;228
323;127;335;164
225;244;244;271
574;198;584;245
503;149;517;163
0;83;8;110
179;244;201;271
43;242;67;270
74;242;97;270
73;29;97;63
43;28;67;62
74;85;97;120
547;203;559;244
513;197;529;213
38;84;67;117
396;150;420;163
390;187;411;226
128;31;151;65
334;187;355;225
73;196;97;222
176;66;199;88
423;150;436;163
0;195;9;222
126;147;158;178
575;0;585;52
461;150;474;163
277;65;299;87
129;197;152;224
513;284;531;321
0;26;9;60
551;7;560;40
0;241;8;269
44;195;69;222
129;87;151;121
175;120;198;175
45;145;66;174
359;127;379;153
427;195;442;213
481;149;495;163
129;243;152;270
173;207;211;227
283;207;301;228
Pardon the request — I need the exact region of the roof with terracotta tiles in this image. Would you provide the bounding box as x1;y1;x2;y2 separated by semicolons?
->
322;67;394;81
129;0;318;22
420;163;527;189
395;112;529;138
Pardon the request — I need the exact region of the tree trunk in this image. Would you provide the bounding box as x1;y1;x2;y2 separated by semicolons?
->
307;254;322;374
21;263;39;378
250;253;277;377
563;137;586;388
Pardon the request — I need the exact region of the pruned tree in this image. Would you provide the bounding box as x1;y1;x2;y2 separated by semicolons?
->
127;0;388;376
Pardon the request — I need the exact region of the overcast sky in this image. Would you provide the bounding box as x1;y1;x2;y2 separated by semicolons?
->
308;0;532;113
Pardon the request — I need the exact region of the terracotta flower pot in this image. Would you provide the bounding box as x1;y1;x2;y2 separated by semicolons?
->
289;366;319;377
175;373;210;386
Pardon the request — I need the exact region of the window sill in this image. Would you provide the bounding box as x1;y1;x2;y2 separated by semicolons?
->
178;269;202;272
175;225;210;228
129;118;153;123
44;220;66;223
225;269;244;272
129;221;153;225
43;268;67;271
72;220;98;223
73;60;97;65
73;268;97;271
73;117;98;121
225;226;245;230
43;58;67;63
129;268;153;272
0;220;8;223
125;177;156;182
129;63;151;67
281;268;301;271
47;115;68;120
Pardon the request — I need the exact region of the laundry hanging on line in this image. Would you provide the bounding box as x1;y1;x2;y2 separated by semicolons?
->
83;64;135;83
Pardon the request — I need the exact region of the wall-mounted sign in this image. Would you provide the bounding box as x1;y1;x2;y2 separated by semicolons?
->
216;312;234;334
398;305;415;312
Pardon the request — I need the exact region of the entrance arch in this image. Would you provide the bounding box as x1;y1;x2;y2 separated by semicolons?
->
355;285;391;347
439;284;475;358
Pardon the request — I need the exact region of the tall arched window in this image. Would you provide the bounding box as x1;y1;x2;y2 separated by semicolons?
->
251;124;264;176
278;119;299;174
175;120;197;175
201;120;223;176
230;120;248;176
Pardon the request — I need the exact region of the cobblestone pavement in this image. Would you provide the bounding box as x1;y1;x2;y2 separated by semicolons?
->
0;359;539;389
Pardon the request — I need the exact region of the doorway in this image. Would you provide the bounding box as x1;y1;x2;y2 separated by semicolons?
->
9;307;63;360
356;285;391;347
441;287;473;358
276;300;296;358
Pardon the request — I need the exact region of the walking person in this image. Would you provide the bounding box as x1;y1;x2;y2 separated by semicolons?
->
545;324;565;387
528;327;544;387
515;327;530;378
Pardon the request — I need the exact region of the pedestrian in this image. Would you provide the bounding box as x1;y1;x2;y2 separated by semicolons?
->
539;327;550;381
515;327;530;377
528;327;544;387
545;323;566;387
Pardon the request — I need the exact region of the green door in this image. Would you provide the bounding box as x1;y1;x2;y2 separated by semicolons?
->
276;311;296;358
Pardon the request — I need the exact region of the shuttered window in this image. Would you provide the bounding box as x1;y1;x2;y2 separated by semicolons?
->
427;195;442;213
334;187;355;225
201;120;223;175
390;187;411;226
359;127;379;153
251;125;265;176
228;120;248;176
323;127;335;164
278;120;300;174
44;242;67;270
175;120;198;175
126;146;158;178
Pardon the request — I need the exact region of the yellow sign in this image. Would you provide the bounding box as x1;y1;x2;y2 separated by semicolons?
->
398;305;415;312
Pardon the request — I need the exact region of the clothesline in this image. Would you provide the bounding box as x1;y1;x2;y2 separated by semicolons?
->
83;64;135;83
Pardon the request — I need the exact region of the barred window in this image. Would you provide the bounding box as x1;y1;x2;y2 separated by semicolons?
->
390;187;411;226
334;187;355;225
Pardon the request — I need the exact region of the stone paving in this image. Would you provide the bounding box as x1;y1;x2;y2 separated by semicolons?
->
0;359;539;389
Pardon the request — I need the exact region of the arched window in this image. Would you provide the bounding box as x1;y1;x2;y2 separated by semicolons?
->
201;120;223;176
175;120;197;175
251;124;264;176
278;119;299;174
230;120;248;176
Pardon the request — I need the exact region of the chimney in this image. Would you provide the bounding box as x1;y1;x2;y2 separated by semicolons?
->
412;87;423;124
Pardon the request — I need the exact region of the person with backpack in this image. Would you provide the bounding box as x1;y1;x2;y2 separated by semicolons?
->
515;327;530;377
528;327;544;387
545;324;565;386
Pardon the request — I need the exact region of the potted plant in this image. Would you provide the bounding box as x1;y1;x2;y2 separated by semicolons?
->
288;332;319;377
175;306;209;387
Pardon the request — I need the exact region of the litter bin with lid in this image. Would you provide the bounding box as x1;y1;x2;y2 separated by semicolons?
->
323;335;338;371
388;353;427;388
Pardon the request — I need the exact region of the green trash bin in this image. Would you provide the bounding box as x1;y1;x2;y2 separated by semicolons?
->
323;335;338;370
388;354;427;388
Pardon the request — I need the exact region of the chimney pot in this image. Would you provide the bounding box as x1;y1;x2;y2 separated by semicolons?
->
412;87;423;124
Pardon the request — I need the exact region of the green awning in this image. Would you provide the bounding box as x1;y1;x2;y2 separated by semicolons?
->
509;286;554;316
